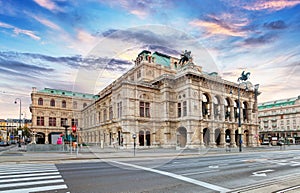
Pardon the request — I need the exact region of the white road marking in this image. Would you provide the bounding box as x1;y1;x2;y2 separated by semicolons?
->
110;160;230;193
0;179;64;188
274;185;300;193
0;175;62;183
208;165;219;168
182;170;219;176
0;184;67;193
0;172;60;179
0;169;57;175
251;169;274;177
0;163;67;192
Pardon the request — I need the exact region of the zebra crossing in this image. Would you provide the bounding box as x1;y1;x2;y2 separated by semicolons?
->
0;163;67;193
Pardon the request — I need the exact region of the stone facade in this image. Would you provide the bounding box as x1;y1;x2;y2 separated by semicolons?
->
258;96;300;144
30;88;97;144
81;50;260;148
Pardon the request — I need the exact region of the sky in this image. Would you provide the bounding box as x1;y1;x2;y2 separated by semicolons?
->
0;0;299;119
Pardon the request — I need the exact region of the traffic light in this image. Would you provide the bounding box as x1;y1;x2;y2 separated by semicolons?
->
72;126;77;133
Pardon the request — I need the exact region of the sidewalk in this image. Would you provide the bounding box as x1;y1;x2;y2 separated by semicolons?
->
1;144;299;164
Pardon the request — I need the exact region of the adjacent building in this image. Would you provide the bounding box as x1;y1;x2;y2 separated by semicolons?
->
30;50;260;148
258;96;300;144
30;88;97;144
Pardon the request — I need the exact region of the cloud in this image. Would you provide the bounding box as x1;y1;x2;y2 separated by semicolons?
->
189;14;249;37
243;33;277;45
0;21;41;40
33;0;63;12
242;0;300;11
263;20;287;30
103;0;172;18
31;15;61;30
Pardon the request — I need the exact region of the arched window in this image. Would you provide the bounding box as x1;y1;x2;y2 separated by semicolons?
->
213;96;220;119
202;94;210;118
50;99;55;107
62;100;66;108
83;103;87;108
38;98;43;105
224;98;231;120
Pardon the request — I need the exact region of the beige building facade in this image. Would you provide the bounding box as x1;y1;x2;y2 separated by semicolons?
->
30;87;97;144
80;50;260;148
258;96;300;144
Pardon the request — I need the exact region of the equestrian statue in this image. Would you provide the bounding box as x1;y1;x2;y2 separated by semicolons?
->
238;71;250;82
178;50;192;65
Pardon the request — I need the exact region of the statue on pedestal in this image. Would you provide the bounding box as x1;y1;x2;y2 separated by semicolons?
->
179;50;192;65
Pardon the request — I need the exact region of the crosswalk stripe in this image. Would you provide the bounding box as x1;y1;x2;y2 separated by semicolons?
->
0;166;57;172
0;179;64;188
0;164;67;192
0;184;68;193
0;172;60;179
0;169;57;175
0;175;62;184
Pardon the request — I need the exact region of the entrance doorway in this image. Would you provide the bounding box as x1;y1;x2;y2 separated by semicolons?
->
177;127;187;148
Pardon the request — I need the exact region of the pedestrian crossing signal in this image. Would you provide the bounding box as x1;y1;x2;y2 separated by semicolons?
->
72;126;77;133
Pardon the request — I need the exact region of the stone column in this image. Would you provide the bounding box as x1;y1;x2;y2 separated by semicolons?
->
230;106;234;122
209;129;216;148
199;130;204;147
219;129;226;147
230;130;236;147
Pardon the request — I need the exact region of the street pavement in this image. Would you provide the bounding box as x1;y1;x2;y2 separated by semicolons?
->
1;145;300;193
1;144;299;164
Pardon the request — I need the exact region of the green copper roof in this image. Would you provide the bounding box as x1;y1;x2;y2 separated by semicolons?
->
258;97;298;109
152;51;170;67
39;88;98;99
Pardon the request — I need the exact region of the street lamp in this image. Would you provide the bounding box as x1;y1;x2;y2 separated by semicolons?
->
237;71;251;152
14;98;22;147
132;134;137;156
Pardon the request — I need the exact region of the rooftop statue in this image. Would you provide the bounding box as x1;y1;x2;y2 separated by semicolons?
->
238;71;250;82
178;50;192;65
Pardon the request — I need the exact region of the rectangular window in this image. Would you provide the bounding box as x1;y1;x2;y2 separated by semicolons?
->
140;102;145;117
72;118;78;127
145;102;150;117
117;102;122;118
109;106;113;120
140;101;150;117
103;109;107;121
183;101;187;116
61;118;67;126
37;116;44;126
49;117;56;126
178;103;181;117
98;112;101;122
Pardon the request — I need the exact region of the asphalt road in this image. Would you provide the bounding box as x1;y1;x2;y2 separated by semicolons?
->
56;150;300;193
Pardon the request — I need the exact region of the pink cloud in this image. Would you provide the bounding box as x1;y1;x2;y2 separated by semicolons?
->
189;14;249;37
33;0;63;12
243;0;300;11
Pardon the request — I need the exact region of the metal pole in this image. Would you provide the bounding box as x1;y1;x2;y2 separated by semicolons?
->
238;85;242;152
134;138;136;157
15;98;22;147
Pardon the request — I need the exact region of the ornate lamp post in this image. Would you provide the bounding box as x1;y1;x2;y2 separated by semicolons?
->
14;98;22;147
237;71;251;152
